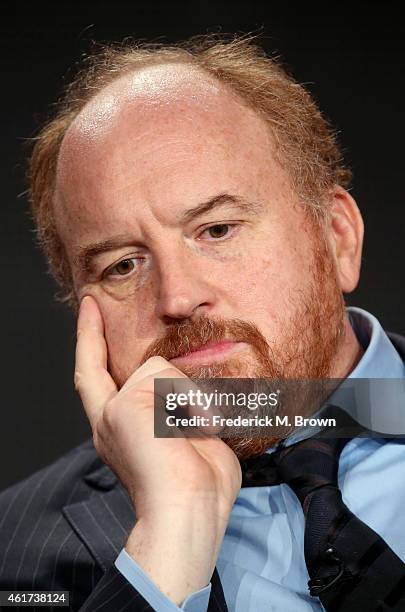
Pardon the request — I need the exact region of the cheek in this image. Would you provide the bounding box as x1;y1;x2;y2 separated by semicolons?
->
94;293;156;380
227;241;308;322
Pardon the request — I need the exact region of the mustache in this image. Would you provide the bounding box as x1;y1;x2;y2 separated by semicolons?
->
140;315;270;364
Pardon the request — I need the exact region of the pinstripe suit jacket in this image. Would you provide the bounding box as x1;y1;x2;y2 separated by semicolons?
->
0;438;227;611
1;332;405;612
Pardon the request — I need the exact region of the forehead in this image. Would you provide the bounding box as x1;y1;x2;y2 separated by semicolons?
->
54;63;285;249
58;62;274;169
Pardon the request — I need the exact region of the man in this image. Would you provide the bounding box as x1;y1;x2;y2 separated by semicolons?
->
1;34;404;611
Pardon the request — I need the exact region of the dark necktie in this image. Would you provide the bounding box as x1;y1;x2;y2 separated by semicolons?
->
240;405;405;611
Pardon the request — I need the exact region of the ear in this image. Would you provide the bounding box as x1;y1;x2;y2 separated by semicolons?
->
325;185;364;293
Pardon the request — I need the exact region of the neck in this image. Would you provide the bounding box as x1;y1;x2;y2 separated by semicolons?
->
330;314;364;378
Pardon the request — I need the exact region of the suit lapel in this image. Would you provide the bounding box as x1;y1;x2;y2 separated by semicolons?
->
62;463;136;571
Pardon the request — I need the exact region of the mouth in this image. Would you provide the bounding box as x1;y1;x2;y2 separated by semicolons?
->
169;340;248;366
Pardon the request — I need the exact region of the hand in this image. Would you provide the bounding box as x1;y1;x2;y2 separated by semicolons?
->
74;295;241;604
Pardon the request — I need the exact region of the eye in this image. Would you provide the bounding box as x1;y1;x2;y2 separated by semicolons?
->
198;223;238;241
106;258;138;277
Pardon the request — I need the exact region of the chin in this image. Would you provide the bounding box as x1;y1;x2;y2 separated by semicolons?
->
225;435;281;460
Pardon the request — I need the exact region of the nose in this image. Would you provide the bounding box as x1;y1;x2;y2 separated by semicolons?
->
155;250;216;323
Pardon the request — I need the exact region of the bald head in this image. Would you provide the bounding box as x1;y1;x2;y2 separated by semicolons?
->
57;62;274;186
54;62;285;279
65;63;225;140
30;37;353;308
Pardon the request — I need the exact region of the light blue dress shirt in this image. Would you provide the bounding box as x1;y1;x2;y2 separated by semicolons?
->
115;307;405;611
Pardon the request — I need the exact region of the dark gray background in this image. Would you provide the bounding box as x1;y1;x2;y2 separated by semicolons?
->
1;1;404;490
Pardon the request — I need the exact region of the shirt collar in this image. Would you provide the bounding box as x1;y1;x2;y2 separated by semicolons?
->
272;307;405;450
346;306;405;379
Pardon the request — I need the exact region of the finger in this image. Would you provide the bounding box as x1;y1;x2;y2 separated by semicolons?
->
120;360;218;436
152;371;221;438
120;356;185;393
153;387;187;440
75;295;117;427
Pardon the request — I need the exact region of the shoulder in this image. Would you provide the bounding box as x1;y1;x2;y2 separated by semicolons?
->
0;438;99;517
0;439;109;593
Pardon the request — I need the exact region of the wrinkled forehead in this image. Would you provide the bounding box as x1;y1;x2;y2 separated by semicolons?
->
56;62;274;182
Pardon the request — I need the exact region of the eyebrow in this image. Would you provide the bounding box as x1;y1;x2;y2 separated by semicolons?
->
74;192;264;274
179;192;264;223
74;235;136;275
